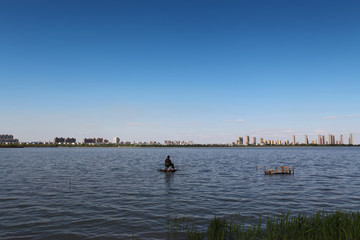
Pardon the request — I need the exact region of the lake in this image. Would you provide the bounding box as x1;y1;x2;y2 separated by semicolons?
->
1;147;359;239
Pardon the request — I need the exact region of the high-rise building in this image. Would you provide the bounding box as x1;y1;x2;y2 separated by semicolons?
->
322;135;325;145
329;134;336;145
292;135;296;145
238;137;243;145
113;137;120;144
245;136;249;145
328;134;335;145
349;133;353;145
304;135;308;145
259;138;264;144
318;134;322;145
252;137;256;145
340;135;344;145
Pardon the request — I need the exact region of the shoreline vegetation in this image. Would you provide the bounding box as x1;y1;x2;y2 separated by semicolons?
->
167;210;360;240
0;143;359;148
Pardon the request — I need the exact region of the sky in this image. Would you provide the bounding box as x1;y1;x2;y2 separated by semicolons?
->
1;0;359;144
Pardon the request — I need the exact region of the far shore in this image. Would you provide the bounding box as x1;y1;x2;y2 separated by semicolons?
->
1;143;359;148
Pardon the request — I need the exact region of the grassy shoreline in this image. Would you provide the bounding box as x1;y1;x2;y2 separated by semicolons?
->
167;210;360;239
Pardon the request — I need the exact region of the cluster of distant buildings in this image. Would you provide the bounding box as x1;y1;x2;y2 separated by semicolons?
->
0;134;19;144
52;137;194;146
233;133;354;146
0;134;196;146
53;137;110;144
312;134;353;145
164;140;194;145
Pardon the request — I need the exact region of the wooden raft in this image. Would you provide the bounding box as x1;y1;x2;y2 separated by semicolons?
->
264;166;294;175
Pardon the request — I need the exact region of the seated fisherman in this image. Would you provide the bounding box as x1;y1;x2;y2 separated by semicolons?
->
165;155;175;170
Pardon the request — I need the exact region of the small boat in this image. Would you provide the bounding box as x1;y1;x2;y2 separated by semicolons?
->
158;168;177;173
264;166;294;175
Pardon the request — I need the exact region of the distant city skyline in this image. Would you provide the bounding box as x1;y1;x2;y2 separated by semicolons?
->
1;1;360;144
234;133;355;146
1;132;357;146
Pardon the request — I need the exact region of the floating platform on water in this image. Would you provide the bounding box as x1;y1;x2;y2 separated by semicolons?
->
264;166;294;175
158;168;177;173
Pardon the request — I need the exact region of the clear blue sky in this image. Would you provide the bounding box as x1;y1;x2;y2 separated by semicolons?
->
1;0;359;144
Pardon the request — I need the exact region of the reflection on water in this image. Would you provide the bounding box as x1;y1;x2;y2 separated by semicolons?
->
164;173;174;187
0;147;360;239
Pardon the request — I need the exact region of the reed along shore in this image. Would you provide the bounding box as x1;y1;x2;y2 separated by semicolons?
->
167;210;360;240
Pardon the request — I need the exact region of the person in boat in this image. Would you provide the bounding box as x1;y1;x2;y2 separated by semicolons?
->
165;155;175;171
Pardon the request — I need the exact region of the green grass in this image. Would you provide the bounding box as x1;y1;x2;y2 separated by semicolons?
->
167;210;360;239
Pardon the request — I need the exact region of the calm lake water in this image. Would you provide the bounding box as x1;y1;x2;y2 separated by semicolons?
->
1;147;360;239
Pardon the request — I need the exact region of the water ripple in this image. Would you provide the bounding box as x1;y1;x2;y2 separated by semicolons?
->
1;147;360;239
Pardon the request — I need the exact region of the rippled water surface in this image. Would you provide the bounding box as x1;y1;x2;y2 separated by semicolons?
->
1;147;360;239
